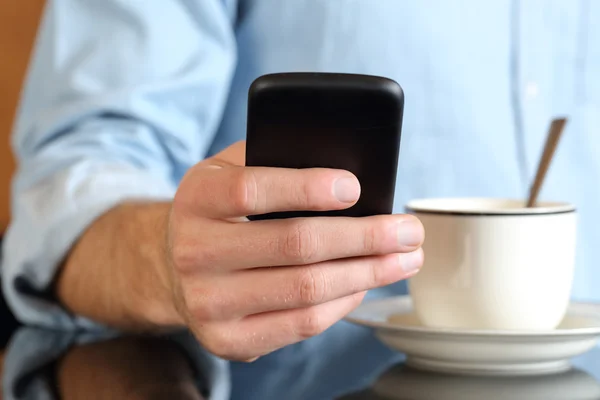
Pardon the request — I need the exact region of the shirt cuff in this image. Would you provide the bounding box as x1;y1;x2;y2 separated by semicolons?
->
1;163;176;330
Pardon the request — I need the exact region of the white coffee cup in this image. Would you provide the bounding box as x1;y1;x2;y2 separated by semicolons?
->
406;198;577;331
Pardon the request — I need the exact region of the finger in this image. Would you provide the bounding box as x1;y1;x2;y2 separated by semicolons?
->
195;292;366;361
177;164;360;218
173;214;424;272
186;250;423;320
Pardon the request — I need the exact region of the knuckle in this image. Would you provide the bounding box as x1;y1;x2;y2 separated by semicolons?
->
189;294;223;322
231;169;259;214
282;220;319;263
171;238;217;273
170;238;198;273
294;307;326;339
369;258;384;287
200;326;237;359
297;268;327;305
194;246;219;269
370;254;400;287
293;178;312;208
363;222;378;254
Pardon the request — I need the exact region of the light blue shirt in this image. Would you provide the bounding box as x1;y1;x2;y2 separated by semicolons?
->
2;1;599;399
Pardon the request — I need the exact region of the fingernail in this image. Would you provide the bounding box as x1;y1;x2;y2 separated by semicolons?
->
398;218;424;247
333;177;360;203
400;250;423;275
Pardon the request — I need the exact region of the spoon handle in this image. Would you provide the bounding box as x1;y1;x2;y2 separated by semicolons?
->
526;118;568;208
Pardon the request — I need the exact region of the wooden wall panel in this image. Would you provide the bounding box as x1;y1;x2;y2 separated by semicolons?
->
0;2;45;232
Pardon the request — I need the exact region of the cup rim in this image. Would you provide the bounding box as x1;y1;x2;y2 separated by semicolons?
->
405;197;576;216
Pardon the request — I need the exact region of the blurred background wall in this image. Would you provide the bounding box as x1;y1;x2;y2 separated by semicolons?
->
0;1;44;234
0;1;45;347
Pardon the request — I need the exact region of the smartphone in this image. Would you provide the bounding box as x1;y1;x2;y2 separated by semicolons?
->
245;72;404;220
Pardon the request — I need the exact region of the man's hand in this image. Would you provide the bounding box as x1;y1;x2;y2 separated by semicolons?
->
56;141;423;362
167;141;424;361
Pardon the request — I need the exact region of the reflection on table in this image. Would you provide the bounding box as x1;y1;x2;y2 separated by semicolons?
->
341;348;600;399
58;336;203;399
3;327;600;400
1;328;210;400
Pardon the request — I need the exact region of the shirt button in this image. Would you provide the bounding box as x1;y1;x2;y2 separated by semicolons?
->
524;82;539;99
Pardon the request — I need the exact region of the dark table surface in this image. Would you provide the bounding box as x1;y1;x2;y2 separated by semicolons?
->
2;326;600;400
1;328;209;400
339;349;600;399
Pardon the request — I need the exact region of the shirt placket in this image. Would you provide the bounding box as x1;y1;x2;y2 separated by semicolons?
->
512;0;582;187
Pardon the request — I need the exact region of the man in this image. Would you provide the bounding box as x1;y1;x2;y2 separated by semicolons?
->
2;1;599;399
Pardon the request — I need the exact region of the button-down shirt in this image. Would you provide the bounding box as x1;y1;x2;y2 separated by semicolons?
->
2;1;599;399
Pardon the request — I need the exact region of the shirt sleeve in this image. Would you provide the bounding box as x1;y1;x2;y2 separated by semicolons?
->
1;0;237;329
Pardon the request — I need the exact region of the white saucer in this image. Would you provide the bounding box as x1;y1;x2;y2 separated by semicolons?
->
345;295;600;376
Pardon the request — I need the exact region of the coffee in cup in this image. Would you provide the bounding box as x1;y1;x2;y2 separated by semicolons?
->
406;198;577;331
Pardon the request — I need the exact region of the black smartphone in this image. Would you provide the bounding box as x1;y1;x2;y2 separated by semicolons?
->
245;72;404;220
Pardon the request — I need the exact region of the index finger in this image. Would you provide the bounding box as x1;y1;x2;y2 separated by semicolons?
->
177;165;361;219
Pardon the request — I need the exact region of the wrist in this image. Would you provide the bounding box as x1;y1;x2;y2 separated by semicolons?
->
56;201;185;331
128;202;186;329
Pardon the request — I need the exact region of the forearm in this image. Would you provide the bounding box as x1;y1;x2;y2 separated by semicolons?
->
55;201;184;331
